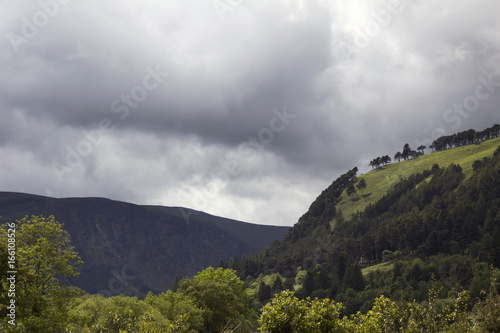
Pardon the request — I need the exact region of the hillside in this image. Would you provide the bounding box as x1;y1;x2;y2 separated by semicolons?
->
240;133;500;314
0;192;289;295
1;132;499;331
338;136;500;221
144;205;289;252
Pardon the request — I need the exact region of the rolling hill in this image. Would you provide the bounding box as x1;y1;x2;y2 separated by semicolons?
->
337;136;500;222
244;131;500;312
0;192;289;296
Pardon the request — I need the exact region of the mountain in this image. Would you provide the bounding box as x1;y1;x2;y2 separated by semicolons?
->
263;135;500;267
0;192;289;296
240;132;500;313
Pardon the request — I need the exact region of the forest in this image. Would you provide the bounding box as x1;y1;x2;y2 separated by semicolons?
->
430;125;500;152
1;126;500;332
0;218;498;333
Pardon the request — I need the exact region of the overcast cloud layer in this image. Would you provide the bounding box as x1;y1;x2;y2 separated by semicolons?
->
1;0;499;226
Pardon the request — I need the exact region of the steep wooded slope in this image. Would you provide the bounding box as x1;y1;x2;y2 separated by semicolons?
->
244;137;500;311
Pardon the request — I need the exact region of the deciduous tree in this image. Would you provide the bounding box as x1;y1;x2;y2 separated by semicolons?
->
0;215;83;332
357;179;367;195
178;267;253;333
346;183;357;197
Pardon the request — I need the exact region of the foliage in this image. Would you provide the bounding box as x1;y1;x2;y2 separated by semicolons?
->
258;282;272;303
2;126;500;332
342;263;365;292
284;167;358;242
69;294;168;332
0;193;289;295
337;135;500;221
68;268;254;333
259;290;345;333
369;155;392;169
259;284;481;333
431;124;500;151
356;179;367;195
473;275;500;333
68;293;206;333
346;183;356;197
248;132;500;318
178;267;254;333
0;215;83;332
144;290;204;332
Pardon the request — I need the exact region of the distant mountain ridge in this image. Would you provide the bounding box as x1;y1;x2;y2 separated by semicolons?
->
0;192;289;296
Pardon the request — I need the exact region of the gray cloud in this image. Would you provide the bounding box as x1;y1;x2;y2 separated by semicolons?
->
1;0;499;226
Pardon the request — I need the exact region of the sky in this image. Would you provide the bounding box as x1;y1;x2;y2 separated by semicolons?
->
1;0;500;227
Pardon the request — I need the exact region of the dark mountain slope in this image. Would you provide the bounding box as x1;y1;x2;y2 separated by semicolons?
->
144;205;290;252
0;192;289;295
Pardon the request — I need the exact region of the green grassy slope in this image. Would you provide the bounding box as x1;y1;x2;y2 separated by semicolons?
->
361;261;393;277
336;136;500;222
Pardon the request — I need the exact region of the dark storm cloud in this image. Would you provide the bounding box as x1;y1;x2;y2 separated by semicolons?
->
1;0;500;226
2;0;332;146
